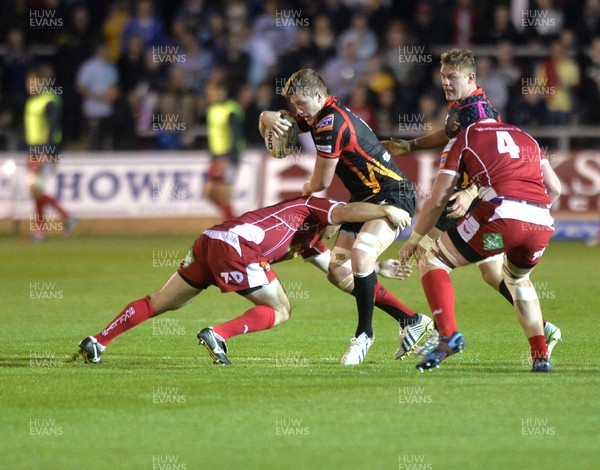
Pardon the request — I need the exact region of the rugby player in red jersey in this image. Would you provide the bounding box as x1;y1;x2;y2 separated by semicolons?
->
260;69;429;365
399;113;561;373
73;196;411;365
382;48;561;356
383;49;504;292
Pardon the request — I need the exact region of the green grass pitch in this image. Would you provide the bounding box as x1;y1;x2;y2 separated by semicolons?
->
1;235;599;469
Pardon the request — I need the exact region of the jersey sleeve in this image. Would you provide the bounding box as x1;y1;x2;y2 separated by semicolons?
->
438;134;464;178
313;113;346;159
444;102;461;139
300;240;329;260
306;196;345;225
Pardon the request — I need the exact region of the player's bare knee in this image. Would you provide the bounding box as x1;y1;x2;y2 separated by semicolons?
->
476;254;504;289
352;232;383;259
351;233;382;274
502;262;538;302
328;265;353;291
478;268;497;288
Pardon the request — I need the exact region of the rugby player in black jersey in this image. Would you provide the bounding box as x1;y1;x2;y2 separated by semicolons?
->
260;68;432;365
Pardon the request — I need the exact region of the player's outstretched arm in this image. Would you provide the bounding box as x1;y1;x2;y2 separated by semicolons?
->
381;129;450;156
259;110;291;138
380;138;412;156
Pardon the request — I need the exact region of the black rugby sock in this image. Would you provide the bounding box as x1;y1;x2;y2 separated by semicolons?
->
353;271;377;338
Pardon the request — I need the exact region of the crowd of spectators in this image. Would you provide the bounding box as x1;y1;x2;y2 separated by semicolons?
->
2;0;600;151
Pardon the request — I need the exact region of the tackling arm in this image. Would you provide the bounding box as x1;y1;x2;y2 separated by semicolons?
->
331;202;411;230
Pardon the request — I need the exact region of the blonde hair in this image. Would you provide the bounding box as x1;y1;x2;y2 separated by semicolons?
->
440;49;476;76
282;68;329;98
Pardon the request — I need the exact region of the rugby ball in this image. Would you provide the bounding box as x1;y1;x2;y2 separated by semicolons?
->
264;114;299;159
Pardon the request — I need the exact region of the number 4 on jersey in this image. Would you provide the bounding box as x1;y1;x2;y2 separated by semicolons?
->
496;131;520;159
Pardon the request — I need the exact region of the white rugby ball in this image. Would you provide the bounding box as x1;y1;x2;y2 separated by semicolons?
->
264;114;299;159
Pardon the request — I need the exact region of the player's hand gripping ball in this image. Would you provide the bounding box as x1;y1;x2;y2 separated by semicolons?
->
264;114;299;159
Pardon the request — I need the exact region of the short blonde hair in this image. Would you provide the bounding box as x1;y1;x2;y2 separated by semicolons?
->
282;68;329;98
440;49;476;76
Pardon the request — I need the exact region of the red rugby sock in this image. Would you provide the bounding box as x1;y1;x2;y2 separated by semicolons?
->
95;296;156;346
421;269;457;337
528;335;549;361
373;282;416;326
213;305;276;340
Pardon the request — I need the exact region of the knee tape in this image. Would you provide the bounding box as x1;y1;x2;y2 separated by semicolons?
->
502;263;538;301
336;274;354;291
353;232;383;258
424;239;457;273
329;247;353;291
418;234;435;252
330;246;352;267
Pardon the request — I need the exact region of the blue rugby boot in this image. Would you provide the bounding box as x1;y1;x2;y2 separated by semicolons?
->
531;358;552;373
416;331;465;372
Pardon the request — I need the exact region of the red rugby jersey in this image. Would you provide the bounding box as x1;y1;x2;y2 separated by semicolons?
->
439;120;551;206
207;196;342;263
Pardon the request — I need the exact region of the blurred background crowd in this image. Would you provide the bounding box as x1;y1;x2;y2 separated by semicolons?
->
1;0;600;151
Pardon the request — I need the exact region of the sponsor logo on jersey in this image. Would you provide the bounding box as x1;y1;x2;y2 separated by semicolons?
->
382;151;391;162
439;153;448;168
260;260;271;272
483;233;504;250
316;144;332;153
181;249;194;268
316;114;334;133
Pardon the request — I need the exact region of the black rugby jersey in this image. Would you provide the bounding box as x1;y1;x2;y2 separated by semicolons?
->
444;87;501;189
444;86;500;140
296;96;410;201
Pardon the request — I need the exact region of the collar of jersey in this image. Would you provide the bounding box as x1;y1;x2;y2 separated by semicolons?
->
313;96;338;127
